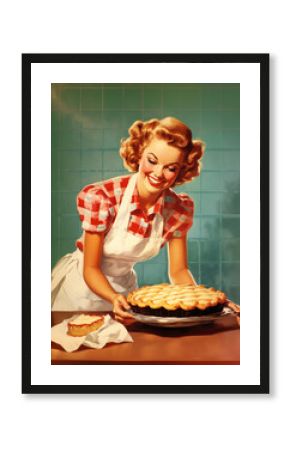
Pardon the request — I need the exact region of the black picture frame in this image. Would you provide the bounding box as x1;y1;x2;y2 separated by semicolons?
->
22;53;269;394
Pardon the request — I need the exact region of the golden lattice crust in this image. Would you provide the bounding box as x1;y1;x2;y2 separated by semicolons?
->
127;283;228;311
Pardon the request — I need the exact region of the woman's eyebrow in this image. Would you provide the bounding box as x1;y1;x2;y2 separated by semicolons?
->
147;152;181;166
148;152;158;159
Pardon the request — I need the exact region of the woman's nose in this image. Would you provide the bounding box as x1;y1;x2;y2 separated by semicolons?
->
154;164;164;177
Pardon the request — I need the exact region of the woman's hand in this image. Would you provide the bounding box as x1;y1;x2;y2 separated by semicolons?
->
227;300;240;326
112;293;134;323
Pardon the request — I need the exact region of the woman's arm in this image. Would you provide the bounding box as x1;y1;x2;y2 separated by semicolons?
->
83;231;132;319
167;235;197;285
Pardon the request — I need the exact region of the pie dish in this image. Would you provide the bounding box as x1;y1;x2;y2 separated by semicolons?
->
129;306;234;328
127;283;228;318
67;314;104;337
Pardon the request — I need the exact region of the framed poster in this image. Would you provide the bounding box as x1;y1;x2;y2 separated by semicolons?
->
22;53;269;394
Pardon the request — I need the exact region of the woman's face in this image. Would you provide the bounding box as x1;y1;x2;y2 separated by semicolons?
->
138;138;184;194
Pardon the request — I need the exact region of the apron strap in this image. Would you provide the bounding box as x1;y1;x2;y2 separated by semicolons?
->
112;173;138;230
109;172;164;237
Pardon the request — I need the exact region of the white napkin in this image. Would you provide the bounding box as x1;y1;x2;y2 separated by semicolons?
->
51;314;133;353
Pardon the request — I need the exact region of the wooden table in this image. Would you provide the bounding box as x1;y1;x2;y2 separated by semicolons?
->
51;311;240;365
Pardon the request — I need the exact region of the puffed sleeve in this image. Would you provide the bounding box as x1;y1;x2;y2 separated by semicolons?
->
171;193;194;238
76;184;115;233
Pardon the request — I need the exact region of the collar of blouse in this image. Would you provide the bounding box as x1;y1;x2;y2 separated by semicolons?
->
129;185;165;220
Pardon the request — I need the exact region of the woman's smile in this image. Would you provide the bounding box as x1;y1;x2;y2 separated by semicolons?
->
146;174;165;188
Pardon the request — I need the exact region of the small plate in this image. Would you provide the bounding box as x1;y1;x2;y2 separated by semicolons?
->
129;306;236;328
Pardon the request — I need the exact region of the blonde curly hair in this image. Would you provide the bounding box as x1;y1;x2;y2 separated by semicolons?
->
119;117;205;186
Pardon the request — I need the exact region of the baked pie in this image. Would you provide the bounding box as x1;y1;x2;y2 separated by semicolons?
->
67;314;104;337
127;283;228;317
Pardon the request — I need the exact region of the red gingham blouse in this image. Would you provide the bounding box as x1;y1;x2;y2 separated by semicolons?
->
76;174;194;250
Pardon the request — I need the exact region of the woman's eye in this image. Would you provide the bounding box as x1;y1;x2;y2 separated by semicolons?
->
148;158;156;165
167;167;177;173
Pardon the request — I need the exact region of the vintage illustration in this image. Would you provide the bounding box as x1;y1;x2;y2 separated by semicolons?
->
51;83;240;364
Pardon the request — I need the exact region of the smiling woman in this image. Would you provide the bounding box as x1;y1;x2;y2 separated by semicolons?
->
51;116;205;320
137;140;185;210
120;117;204;186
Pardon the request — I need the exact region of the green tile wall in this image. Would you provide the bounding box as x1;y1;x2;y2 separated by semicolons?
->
52;83;240;303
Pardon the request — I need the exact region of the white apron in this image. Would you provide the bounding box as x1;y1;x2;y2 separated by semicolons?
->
51;173;164;311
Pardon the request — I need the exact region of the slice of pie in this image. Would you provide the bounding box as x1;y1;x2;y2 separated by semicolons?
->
127;283;228;317
67;314;104;337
